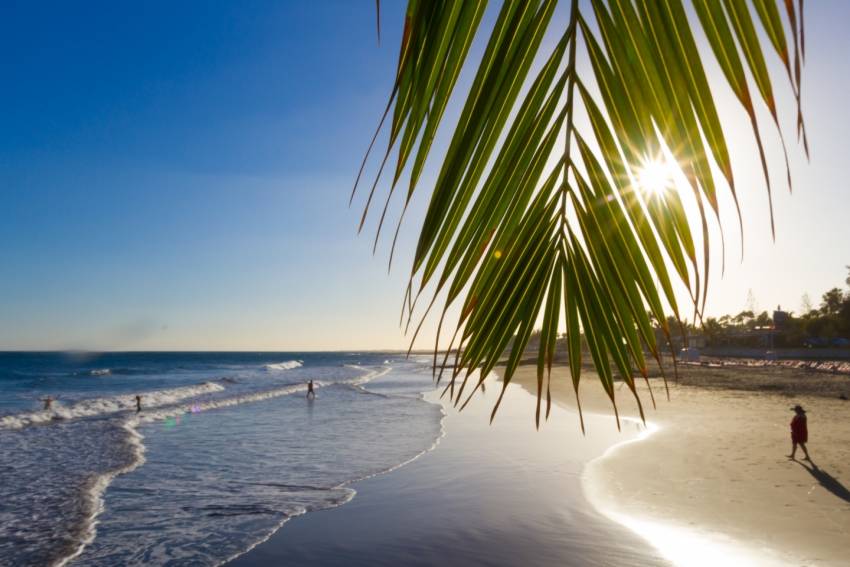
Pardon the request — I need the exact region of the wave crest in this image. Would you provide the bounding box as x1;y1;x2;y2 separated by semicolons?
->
263;360;303;371
0;382;225;430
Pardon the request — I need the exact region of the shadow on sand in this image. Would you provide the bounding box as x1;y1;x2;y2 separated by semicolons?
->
798;461;850;504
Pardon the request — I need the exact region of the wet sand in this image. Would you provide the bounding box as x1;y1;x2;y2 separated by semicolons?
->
229;377;668;566
510;363;850;566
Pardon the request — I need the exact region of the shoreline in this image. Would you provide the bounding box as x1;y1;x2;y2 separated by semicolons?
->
221;392;449;567
46;365;396;567
509;363;850;566
220;366;450;566
580;415;791;567
230;370;667;566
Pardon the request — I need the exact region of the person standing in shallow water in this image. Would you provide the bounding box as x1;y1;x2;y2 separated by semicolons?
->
135;395;142;413
306;380;315;399
788;405;811;461
41;396;53;411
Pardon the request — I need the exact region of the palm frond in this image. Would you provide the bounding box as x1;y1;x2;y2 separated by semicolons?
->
354;0;806;427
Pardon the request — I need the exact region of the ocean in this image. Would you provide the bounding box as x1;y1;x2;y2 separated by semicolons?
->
0;352;443;566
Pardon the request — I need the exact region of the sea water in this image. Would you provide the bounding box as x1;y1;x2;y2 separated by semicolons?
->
0;352;442;566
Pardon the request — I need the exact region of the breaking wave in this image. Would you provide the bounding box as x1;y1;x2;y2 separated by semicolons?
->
0;382;226;430
262;360;303;371
69;366;392;565
0;356;435;567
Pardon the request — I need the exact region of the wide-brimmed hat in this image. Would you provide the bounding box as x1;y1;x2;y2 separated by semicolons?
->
791;404;806;413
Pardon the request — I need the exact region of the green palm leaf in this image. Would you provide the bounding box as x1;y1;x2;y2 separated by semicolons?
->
354;0;806;427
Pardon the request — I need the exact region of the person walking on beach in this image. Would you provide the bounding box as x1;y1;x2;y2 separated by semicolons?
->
41;396;53;411
788;405;811;461
306;380;315;400
135;395;142;413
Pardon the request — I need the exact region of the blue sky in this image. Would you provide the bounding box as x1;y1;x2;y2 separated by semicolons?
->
1;2;848;350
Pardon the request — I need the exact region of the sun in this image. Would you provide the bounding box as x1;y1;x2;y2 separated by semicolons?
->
636;156;676;197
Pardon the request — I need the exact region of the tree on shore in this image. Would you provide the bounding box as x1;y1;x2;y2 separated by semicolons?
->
355;1;807;425
821;289;846;316
701;274;850;348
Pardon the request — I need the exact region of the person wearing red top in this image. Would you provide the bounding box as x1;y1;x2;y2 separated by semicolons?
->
787;404;810;461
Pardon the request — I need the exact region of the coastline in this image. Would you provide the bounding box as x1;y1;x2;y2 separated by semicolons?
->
509;363;850;566
230;372;667;566
38;363;395;567
219;385;449;567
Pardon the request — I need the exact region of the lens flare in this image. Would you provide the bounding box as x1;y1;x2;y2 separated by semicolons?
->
636;156;675;197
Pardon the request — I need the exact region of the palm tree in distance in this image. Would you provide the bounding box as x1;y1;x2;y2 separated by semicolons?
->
353;0;807;430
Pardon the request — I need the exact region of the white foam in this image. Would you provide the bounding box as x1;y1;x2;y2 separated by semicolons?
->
48;380;329;566
44;382;314;567
89;369;112;376
133;384;306;424
344;365;391;386
132;366;390;425
2;365;384;432
0;382;226;430
55;421;148;567
262;360;303;371
58;373;347;564
42;363;417;567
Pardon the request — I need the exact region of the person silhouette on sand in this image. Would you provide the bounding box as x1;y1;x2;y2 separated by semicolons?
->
135;395;142;413
306;380;315;400
787;404;811;461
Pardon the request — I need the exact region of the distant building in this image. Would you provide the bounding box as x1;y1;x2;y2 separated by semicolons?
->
654;329;705;351
773;306;790;330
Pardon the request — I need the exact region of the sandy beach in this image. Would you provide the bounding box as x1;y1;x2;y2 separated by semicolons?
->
510;362;850;566
226;360;850;567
